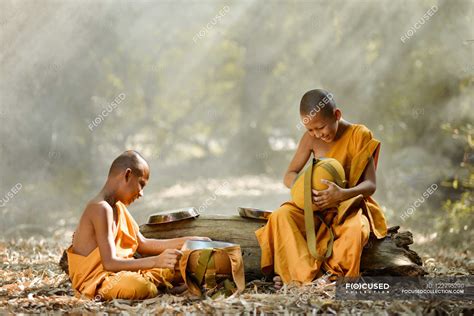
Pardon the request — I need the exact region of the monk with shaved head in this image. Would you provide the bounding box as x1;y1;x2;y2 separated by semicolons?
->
256;89;388;288
67;150;210;300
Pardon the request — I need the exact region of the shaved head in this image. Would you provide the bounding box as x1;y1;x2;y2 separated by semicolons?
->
300;89;336;118
108;150;149;177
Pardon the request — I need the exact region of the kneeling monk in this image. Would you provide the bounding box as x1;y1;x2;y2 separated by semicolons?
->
255;89;388;286
67;150;210;300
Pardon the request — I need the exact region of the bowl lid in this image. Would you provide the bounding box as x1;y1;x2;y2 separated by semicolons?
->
237;207;272;220
147;207;200;224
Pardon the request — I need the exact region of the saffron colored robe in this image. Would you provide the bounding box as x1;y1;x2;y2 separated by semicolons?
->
67;201;176;300
255;124;388;284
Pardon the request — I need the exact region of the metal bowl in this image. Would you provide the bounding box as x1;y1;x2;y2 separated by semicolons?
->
147;207;200;225
237;207;272;220
182;240;237;250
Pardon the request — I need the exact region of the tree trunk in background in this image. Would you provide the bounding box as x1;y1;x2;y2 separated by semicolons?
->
225;3;275;174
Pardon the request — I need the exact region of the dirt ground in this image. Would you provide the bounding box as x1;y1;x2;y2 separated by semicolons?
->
1;176;472;314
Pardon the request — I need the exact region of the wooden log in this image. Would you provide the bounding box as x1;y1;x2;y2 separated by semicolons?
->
360;225;425;276
59;216;426;279
140;215;426;279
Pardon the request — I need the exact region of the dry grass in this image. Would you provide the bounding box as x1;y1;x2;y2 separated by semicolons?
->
1;229;472;315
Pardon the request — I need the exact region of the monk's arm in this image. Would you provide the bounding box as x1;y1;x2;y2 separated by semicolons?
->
91;203;178;271
283;133;312;188
340;157;377;200
137;233;211;255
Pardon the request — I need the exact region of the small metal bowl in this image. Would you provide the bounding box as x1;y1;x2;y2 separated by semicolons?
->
237;207;272;220
147;207;200;225
182;240;237;250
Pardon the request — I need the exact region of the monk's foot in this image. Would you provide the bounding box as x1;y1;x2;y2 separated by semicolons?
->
273;275;283;290
167;283;188;295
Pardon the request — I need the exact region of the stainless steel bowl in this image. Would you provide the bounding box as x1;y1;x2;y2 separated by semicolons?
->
147;207;200;225
182;240;237;250
237;207;272;220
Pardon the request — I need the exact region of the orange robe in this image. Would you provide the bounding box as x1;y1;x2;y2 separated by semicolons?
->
255;124;388;284
67;201;176;300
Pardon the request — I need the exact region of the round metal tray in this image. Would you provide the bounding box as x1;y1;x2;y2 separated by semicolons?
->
237;207;272;220
147;207;200;225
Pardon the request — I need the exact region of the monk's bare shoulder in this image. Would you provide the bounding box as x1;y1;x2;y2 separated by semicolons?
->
72;200;113;256
299;131;317;150
85;200;113;219
83;200;115;234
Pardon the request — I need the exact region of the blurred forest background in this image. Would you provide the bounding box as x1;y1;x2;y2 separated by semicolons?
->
0;0;472;252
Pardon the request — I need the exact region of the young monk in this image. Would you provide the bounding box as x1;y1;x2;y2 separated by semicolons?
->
255;89;388;288
67;150;210;300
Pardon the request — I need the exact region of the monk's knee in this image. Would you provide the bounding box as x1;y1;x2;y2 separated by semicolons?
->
339;213;370;245
361;215;370;246
269;207;294;223
130;276;158;300
98;272;158;300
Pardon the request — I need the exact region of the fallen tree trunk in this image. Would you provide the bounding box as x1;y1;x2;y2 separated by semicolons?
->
139;215;426;280
60;215;426;279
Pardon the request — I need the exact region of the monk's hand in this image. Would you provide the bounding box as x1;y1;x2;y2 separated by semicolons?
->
312;179;345;210
153;249;183;269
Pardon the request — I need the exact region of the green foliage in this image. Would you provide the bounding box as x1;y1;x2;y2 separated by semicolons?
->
437;123;473;246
